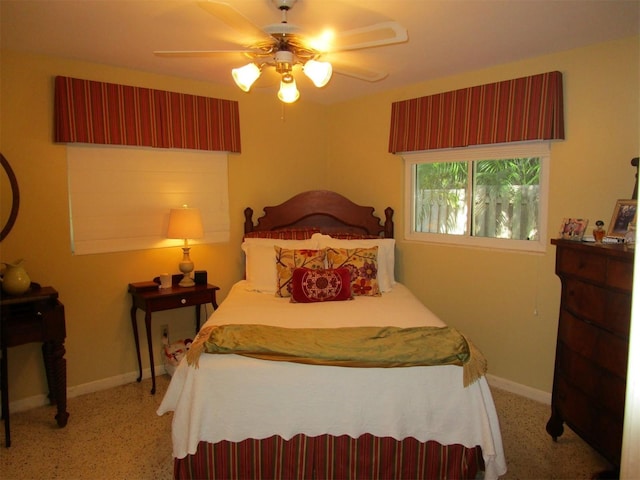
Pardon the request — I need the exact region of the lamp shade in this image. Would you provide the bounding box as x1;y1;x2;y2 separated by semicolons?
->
167;207;204;240
303;60;333;87
232;63;261;92
277;78;300;103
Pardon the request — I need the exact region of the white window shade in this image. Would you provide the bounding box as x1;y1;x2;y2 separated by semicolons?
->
67;145;230;255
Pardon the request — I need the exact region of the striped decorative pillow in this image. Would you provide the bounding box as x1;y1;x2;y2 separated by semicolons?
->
244;228;320;240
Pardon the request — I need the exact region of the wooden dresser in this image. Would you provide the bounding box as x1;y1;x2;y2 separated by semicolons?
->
547;239;633;470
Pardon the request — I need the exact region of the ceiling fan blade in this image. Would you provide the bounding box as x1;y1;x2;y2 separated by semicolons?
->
331;21;408;52
331;61;388;82
198;1;272;45
154;50;253;57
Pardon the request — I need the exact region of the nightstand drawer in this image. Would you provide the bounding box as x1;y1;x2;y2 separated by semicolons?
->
149;290;214;311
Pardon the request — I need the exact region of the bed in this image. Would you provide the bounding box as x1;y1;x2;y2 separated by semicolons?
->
157;190;507;479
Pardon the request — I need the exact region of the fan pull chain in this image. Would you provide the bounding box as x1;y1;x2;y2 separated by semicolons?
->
281;102;287;122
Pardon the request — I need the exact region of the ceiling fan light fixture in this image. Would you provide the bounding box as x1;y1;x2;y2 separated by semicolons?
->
282;72;294;83
303;59;333;88
159;0;408;103
231;63;261;92
275;50;295;75
278;77;300;103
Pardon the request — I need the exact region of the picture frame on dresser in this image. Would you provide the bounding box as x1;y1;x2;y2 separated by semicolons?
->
559;217;588;240
607;199;637;238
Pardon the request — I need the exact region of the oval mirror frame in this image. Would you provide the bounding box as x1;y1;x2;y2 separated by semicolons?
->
0;153;20;242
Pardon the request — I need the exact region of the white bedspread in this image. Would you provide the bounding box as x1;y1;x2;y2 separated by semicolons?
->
157;281;507;479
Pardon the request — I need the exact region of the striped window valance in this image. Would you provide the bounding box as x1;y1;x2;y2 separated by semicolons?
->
388;71;564;153
54;76;241;152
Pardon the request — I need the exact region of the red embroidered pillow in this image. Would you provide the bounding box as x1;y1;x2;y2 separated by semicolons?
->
290;268;353;303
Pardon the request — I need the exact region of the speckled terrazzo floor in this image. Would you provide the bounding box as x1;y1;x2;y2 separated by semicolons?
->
492;387;612;480
0;376;612;480
0;376;173;480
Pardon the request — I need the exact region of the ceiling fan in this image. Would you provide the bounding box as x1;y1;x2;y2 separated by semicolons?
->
154;0;408;103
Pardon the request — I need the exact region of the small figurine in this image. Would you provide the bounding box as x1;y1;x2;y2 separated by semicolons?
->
593;220;606;243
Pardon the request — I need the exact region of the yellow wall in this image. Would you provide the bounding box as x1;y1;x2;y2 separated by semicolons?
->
326;35;640;391
0;50;328;401
0;35;638;402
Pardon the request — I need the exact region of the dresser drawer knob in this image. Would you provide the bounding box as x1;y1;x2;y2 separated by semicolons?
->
181;298;187;304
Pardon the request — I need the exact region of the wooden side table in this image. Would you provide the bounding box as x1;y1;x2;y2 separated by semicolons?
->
128;276;219;394
1;285;69;447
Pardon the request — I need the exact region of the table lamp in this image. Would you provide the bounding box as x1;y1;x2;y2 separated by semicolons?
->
167;206;204;287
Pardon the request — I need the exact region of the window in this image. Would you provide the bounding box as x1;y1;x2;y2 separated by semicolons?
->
404;142;550;252
67;145;230;255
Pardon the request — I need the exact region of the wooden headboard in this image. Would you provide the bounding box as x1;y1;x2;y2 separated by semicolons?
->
244;190;394;238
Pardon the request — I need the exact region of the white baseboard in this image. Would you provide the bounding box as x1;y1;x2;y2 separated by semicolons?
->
487;373;552;405
10;367;551;413
8;364;165;413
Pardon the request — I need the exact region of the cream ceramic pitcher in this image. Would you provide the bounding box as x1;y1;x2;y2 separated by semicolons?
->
1;259;31;295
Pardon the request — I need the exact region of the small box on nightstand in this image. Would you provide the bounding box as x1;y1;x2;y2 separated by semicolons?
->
129;281;160;293
194;270;207;285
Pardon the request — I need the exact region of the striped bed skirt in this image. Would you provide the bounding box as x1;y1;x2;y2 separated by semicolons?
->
174;434;484;480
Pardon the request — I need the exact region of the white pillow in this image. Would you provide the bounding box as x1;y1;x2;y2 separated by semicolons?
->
241;237;319;293
313;233;396;292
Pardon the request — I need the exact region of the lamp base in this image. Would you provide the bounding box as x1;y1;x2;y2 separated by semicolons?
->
178;275;195;287
178;246;195;288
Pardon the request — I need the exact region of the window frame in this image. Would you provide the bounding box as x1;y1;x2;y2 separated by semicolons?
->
403;142;550;253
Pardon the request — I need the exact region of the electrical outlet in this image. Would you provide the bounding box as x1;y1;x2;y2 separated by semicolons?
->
161;324;169;344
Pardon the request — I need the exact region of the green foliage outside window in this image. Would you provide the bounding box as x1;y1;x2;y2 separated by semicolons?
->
415;158;541;240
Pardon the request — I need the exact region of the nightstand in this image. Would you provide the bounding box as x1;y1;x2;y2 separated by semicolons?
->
1;285;69;447
128;276;219;394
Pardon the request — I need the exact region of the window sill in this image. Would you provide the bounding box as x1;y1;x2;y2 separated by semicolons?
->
404;231;547;254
